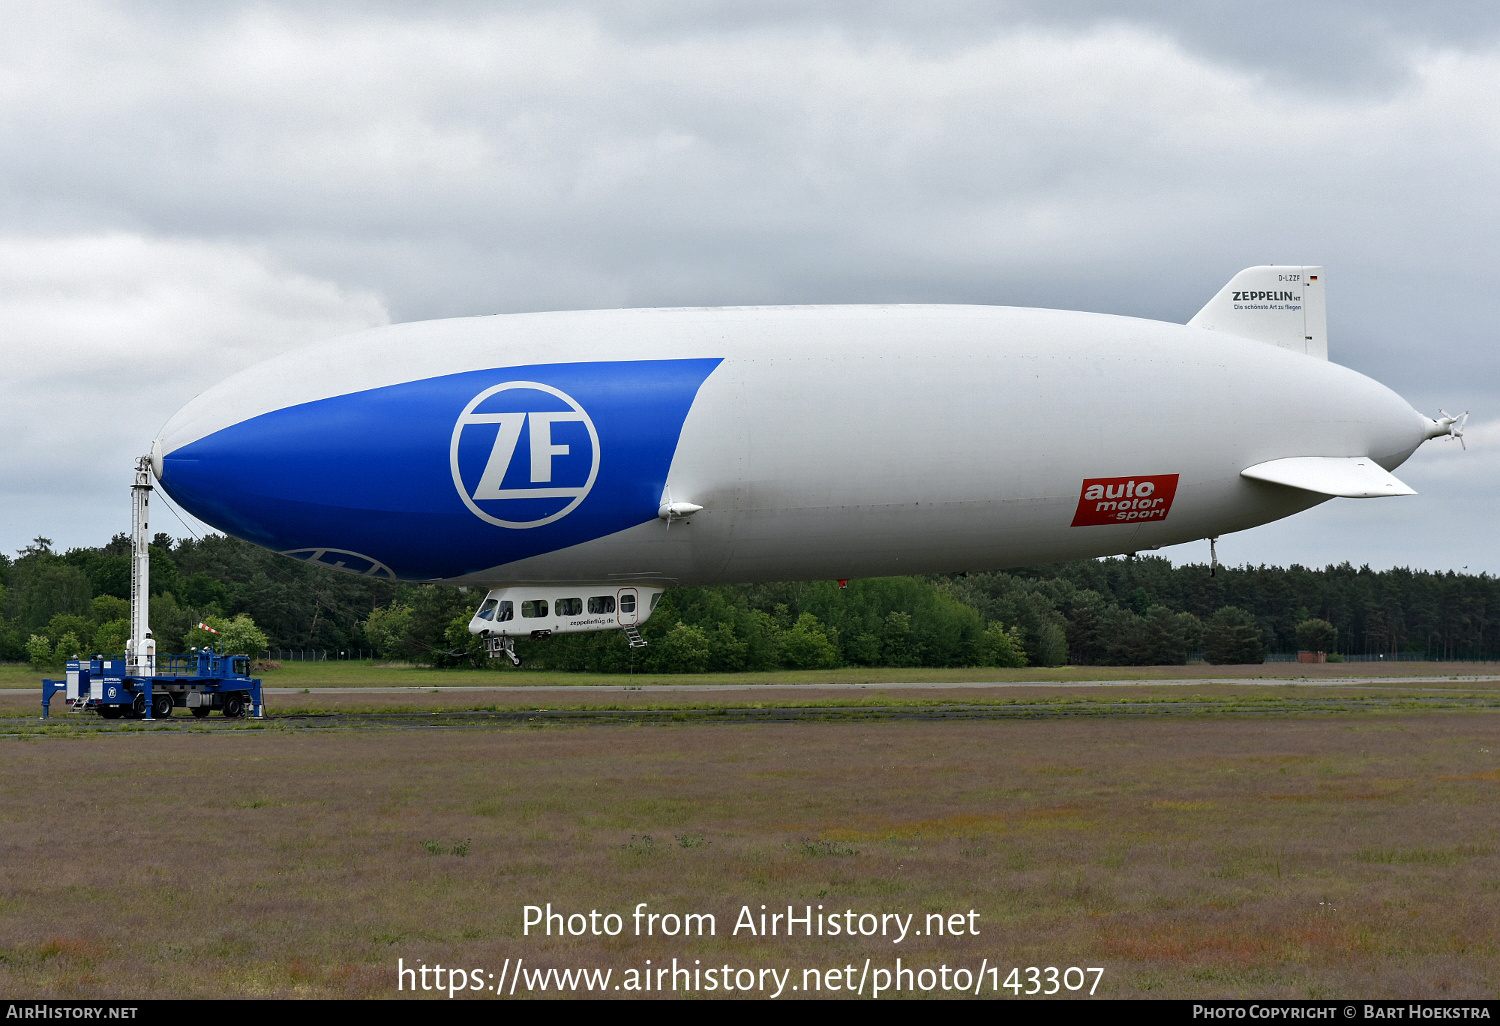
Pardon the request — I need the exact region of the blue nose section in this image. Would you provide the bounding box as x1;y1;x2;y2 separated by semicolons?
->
158;359;722;581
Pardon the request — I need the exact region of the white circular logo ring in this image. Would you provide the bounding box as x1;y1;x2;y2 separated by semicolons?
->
450;381;600;529
280;548;396;579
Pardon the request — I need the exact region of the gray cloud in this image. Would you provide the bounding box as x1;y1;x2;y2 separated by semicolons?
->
254;1;1500;89
0;233;386;550
2;2;1496;570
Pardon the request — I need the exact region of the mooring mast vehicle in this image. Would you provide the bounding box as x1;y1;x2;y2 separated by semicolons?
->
42;648;264;720
40;456;264;720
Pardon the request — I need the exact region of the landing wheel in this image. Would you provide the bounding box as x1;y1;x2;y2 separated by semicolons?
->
191;706;212;719
222;693;245;718
494;637;522;667
152;693;173;719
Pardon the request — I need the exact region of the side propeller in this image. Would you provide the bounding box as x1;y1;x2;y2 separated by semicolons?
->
657;486;704;531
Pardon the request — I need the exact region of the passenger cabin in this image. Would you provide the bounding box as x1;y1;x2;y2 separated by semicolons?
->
467;585;665;639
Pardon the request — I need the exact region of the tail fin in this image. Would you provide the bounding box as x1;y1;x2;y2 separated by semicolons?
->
1187;265;1326;359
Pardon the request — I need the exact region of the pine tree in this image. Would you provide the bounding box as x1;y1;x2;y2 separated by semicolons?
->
1204;606;1266;664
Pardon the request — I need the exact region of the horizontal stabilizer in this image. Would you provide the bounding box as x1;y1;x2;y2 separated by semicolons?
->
1240;457;1415;498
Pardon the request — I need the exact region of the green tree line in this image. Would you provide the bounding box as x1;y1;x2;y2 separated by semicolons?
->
3;532;1495;670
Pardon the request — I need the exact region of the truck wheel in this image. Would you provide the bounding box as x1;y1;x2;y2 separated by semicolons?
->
222;694;245;718
152;693;173;719
130;693;147;719
191;706;212;719
98;706;123;720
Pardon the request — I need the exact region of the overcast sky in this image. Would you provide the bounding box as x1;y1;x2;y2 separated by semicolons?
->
3;1;1497;573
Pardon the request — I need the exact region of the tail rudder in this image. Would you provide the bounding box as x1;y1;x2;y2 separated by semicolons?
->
1188;265;1326;359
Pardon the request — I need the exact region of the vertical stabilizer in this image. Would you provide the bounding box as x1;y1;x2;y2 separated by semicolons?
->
1188;265;1326;359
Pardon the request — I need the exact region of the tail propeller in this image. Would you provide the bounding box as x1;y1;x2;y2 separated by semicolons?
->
1432;409;1469;449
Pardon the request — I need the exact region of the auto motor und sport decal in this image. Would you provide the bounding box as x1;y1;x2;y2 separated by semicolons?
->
1071;474;1180;526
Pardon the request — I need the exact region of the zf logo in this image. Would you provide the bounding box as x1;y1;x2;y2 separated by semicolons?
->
450;382;600;528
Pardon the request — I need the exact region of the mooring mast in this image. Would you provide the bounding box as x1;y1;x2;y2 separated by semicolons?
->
129;455;153;679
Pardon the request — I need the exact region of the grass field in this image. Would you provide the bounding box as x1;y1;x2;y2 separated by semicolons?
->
2;664;1497;999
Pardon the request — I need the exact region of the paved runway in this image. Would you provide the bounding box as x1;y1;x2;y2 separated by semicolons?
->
264;675;1500;695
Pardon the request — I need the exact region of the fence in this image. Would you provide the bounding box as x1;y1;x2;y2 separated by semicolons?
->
1261;652;1486;663
269;649;375;662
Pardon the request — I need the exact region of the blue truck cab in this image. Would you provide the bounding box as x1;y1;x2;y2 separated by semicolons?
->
42;649;264;720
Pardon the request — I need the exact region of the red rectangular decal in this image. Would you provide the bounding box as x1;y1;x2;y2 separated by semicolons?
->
1071;474;1180;527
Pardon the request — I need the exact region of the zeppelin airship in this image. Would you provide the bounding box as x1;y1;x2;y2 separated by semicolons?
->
151;265;1462;663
